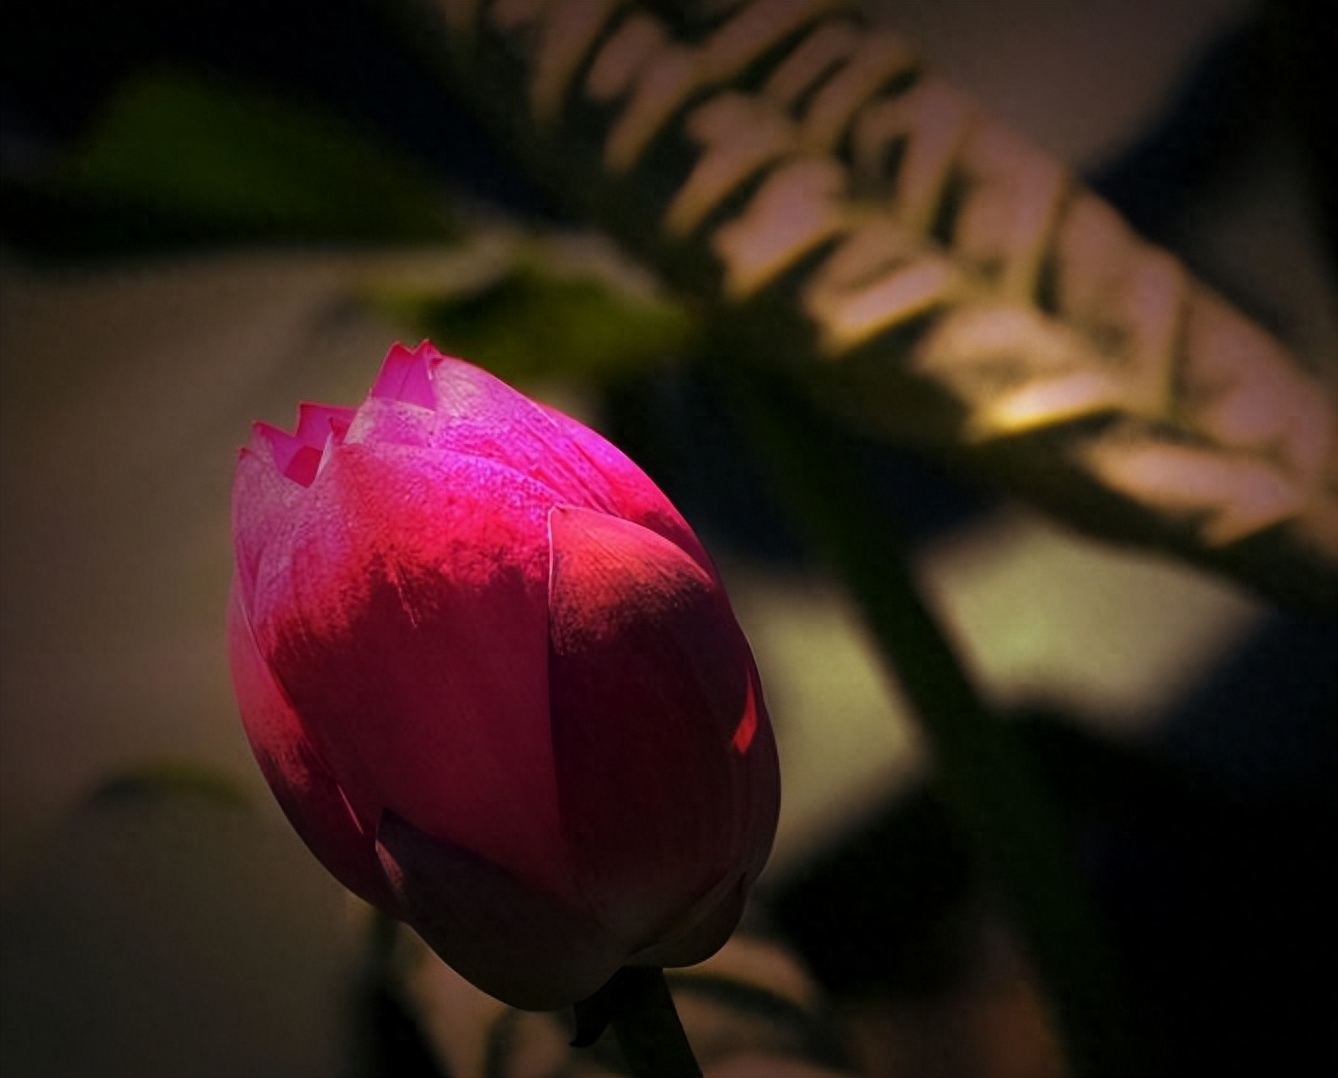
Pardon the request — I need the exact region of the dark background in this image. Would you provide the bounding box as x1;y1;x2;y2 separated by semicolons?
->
2;2;1334;1076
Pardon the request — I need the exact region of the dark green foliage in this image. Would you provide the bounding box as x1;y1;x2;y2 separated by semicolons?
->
374;262;695;383
4;73;457;256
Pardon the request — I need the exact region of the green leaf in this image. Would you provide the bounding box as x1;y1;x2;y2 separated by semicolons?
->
371;258;697;383
88;760;249;809
6;72;457;255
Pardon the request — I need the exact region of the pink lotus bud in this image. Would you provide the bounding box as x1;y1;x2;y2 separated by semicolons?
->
227;342;779;1009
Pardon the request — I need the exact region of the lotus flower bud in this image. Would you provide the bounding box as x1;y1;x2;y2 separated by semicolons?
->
227;342;780;1009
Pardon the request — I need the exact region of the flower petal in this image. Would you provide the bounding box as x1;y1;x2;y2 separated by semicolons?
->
226;581;391;908
350;346;713;573
370;341;437;408
422;358;634;502
232;405;355;603
293;402;355;447
535;399;716;577
376;810;623;1010
547;506;779;953
249;441;574;903
232;441;304;610
342;395;439;453
630;875;749;969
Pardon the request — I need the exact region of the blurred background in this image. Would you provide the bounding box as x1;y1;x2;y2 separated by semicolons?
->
2;1;1334;1076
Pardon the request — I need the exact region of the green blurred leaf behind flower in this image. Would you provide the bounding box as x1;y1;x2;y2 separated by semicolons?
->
3;73;458;256
4;67;694;386
88;759;250;809
368;255;696;384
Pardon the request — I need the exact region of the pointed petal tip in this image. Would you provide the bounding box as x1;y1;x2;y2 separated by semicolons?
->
295;401;355;443
371;341;438;409
248;422;323;487
250;422;290;468
409;339;446;361
246;404;352;487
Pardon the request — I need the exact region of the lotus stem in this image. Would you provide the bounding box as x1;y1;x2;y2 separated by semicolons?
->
576;966;702;1078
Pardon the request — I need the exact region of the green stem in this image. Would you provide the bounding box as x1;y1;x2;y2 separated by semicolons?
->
718;362;1140;1078
577;967;701;1078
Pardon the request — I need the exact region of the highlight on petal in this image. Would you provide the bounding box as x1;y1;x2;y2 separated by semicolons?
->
342;394;440;451
393;355;715;574
233;403;357;603
376;811;623;1010
227;583;390;908
232;444;305;608
413;357;625;496
253;422;314;484
546;506;779;953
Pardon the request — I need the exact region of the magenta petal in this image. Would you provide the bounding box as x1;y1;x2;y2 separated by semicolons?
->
376;811;622;1010
370;341;438;408
227;583;391;908
421;360;614;488
253;421;296;465
250;403;353;485
249;442;574;902
536;401;716;577
233;405;356;601
547;507;779;953
342;395;440;452
418;361;714;571
348;358;604;505
232;443;305;611
630;876;749;969
293;402;354;445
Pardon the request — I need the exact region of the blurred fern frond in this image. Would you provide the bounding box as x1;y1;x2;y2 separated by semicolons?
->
401;0;1337;612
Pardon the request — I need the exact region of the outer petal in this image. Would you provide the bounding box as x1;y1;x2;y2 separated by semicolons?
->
226;581;391;908
630;875;750;969
632;663;779;968
376;811;623;1010
348;345;714;574
248;440;575;904
546;506;780;954
231;404;354;607
534;398;716;577
370;341;437;408
417;358;667;542
233;443;304;611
